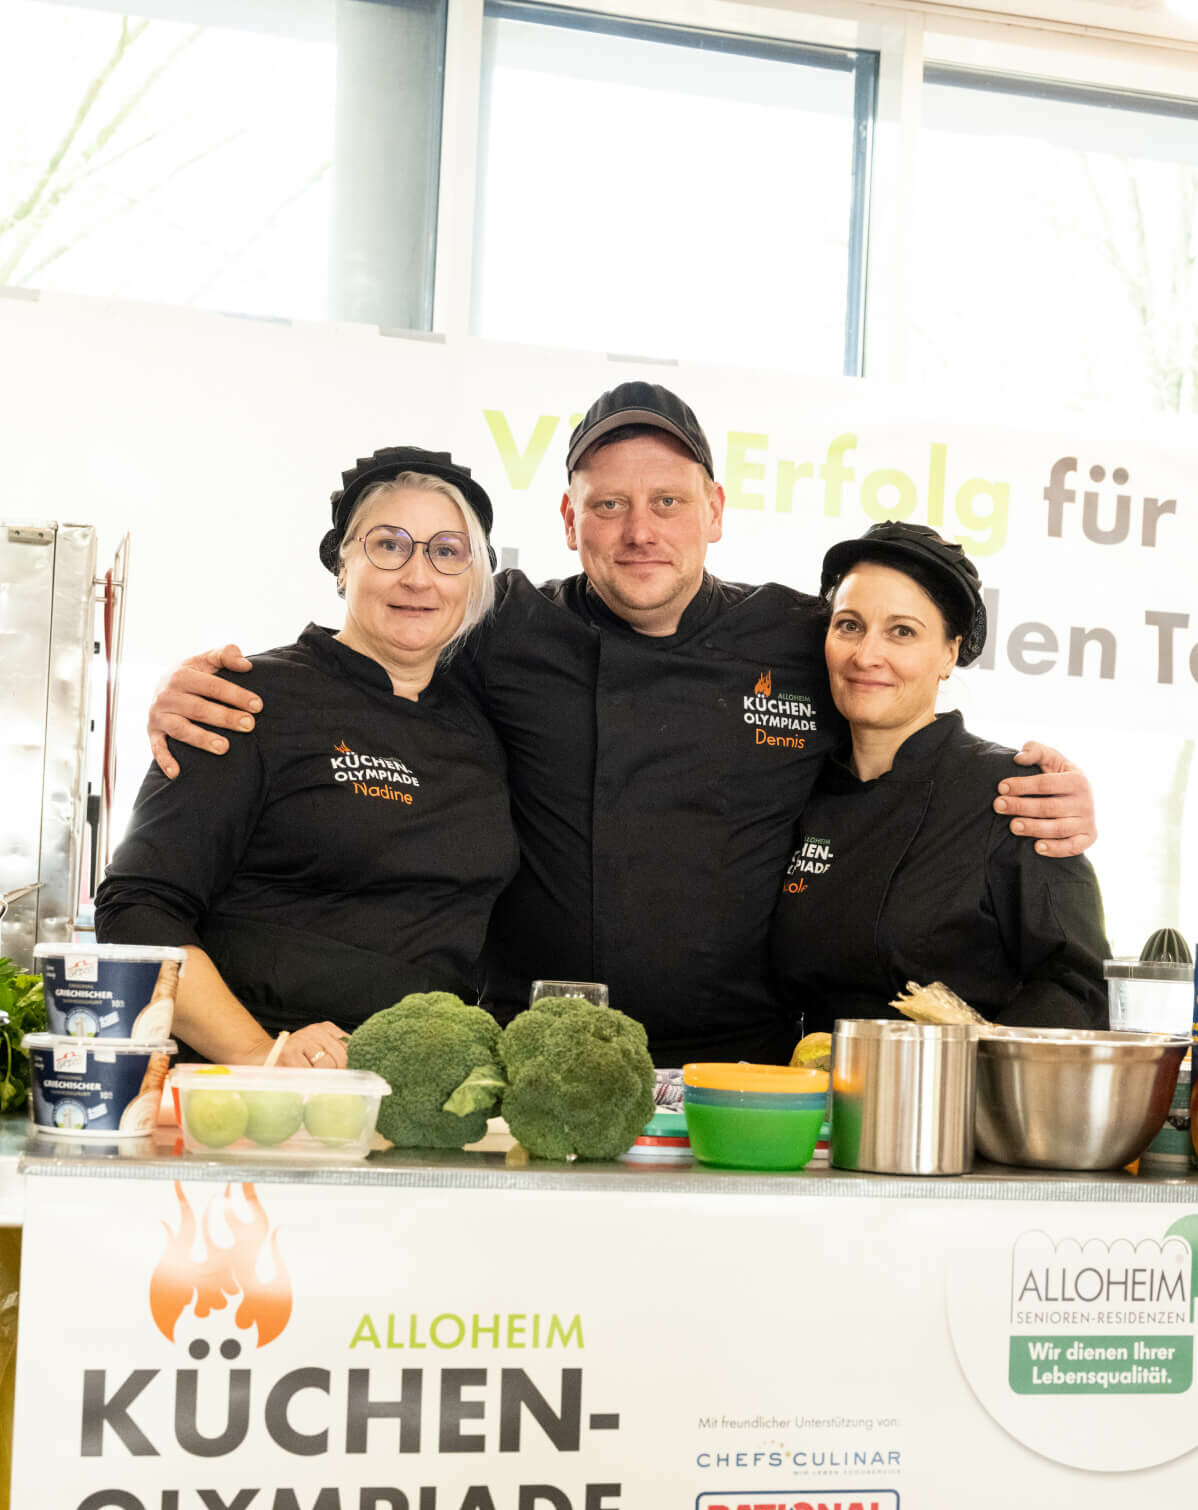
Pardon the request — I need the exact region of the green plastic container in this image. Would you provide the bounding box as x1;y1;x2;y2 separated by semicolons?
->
683;1064;829;1171
684;1098;824;1170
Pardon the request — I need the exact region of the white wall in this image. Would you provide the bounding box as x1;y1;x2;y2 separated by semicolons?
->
1;286;1194;957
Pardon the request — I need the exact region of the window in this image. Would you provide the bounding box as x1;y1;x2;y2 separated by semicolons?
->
0;0;446;327
910;68;1198;413
472;2;876;376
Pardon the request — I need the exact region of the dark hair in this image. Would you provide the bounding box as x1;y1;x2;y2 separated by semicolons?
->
823;545;972;643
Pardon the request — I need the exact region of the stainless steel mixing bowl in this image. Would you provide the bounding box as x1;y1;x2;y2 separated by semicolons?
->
974;1026;1189;1170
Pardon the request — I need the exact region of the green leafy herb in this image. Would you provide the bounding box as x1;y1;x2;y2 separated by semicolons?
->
0;959;47;1113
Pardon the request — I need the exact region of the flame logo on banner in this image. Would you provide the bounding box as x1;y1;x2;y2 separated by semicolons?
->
149;1182;292;1348
754;669;772;695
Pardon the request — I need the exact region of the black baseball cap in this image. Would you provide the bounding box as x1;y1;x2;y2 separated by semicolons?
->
319;445;496;572
566;381;715;478
820;522;988;666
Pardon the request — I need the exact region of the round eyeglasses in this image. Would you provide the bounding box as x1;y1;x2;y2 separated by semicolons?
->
355;524;473;576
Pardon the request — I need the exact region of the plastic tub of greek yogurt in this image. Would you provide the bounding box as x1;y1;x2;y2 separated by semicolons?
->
24;1033;176;1137
34;943;185;1041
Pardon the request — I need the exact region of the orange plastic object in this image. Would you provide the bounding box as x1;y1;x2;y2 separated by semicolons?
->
682;1061;829;1094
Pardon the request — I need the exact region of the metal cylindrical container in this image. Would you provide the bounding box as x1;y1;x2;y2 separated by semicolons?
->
831;1019;977;1175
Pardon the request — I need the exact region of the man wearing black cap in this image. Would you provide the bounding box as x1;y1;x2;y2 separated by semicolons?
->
146;383;1096;1064
453;382;842;1062
559;383;722;635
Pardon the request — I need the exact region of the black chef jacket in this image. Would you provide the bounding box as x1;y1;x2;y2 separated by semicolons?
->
96;625;519;1038
456;570;839;1064
770;711;1109;1033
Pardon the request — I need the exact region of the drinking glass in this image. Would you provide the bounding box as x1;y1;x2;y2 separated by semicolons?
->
529;979;609;1008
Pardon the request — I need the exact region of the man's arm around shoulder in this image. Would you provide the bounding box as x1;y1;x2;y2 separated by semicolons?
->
147;645;259;778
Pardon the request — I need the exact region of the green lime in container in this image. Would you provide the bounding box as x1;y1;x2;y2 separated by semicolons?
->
683;1062;829;1170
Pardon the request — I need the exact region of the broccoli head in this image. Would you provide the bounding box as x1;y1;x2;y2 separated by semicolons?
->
346;991;504;1148
499;996;655;1160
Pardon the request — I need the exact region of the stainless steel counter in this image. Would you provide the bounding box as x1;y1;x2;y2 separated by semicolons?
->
7;1117;1197;1208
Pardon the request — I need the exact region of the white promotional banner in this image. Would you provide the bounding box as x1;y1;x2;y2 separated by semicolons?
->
0;291;1194;944
12;1169;1198;1508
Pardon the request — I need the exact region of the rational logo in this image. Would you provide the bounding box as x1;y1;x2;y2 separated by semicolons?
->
149;1181;292;1348
696;1493;899;1510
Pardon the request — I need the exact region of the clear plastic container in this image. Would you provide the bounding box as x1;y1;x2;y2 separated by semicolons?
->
1104;959;1193;1037
172;1064;389;1160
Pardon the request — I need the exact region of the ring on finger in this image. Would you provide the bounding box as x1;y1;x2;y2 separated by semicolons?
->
311;1048;328;1063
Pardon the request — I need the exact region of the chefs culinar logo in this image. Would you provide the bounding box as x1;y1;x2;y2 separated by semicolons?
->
150;1182;292;1348
743;669;818;748
784;838;835;894
330;737;420;804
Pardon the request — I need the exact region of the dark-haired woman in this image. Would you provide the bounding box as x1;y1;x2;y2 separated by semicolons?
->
771;521;1109;1034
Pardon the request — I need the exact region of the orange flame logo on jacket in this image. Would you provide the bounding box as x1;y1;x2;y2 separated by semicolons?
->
149;1182;291;1348
754;670;772;696
333;739;353;755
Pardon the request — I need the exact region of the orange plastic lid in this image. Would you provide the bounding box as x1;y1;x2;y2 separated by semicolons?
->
682;1061;829;1093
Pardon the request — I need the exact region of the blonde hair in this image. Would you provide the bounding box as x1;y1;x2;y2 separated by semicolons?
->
338;471;495;658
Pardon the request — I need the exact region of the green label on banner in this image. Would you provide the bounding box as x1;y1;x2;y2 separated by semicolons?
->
1009;1335;1192;1393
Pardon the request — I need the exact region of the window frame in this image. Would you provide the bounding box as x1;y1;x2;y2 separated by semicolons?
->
923;60;1198;123
446;0;878;374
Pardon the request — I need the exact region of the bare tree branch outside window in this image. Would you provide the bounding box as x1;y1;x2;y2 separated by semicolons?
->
0;8;334;322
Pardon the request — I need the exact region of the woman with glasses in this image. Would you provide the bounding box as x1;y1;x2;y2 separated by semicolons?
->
95;447;519;1068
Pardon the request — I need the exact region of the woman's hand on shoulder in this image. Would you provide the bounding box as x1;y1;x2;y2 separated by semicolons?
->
992;742;1097;858
148;644;260;779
